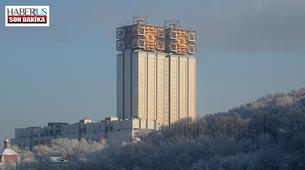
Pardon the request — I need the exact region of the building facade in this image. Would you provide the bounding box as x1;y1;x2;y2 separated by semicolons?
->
12;117;154;149
117;19;196;129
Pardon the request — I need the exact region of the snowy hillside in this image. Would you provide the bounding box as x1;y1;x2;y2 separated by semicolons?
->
16;88;305;170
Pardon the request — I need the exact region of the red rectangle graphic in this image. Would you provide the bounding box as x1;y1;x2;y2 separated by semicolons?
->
8;16;47;24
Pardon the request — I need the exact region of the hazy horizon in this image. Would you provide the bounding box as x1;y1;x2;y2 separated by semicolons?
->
1;0;305;139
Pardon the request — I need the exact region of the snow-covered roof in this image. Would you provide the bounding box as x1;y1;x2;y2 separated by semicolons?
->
1;148;19;156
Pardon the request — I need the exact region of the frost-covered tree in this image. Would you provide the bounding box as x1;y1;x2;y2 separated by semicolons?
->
15;87;305;170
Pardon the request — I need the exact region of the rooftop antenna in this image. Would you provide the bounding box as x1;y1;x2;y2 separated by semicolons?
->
164;19;181;28
133;16;148;24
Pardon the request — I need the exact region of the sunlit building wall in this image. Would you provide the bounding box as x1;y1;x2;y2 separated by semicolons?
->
116;19;196;129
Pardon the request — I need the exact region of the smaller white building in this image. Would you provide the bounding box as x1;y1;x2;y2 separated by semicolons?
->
12;117;156;149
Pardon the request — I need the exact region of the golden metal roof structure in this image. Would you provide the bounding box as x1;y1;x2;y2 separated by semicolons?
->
116;18;196;55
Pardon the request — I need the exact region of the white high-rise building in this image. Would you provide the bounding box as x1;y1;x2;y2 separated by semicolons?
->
116;18;196;129
12;19;198;149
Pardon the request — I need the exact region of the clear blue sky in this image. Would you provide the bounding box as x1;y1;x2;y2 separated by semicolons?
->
1;0;305;138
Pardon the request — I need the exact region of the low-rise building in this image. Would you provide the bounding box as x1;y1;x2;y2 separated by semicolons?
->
12;117;156;149
0;139;20;167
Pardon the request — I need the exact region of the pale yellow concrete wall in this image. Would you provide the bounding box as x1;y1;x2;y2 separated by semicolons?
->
169;55;178;124
163;56;170;126
147;52;156;121
188;57;196;120
156;53;165;128
137;51;147;120
179;56;188;119
117;50;196;128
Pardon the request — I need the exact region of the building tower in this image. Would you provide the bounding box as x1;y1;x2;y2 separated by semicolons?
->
116;18;196;129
